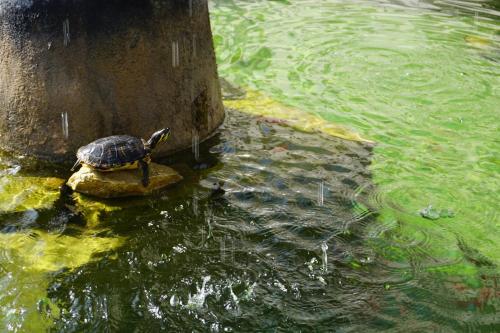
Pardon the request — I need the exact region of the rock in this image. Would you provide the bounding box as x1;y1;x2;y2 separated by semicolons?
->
0;176;65;213
223;88;374;144
420;205;455;220
67;163;182;198
420;205;441;220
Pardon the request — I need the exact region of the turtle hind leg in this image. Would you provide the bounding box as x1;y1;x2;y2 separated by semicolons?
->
139;159;150;187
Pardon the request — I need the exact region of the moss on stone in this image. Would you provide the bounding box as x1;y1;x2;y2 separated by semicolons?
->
0;176;65;213
223;89;374;143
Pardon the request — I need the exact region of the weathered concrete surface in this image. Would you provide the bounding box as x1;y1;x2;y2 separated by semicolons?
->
67;163;182;198
0;0;224;161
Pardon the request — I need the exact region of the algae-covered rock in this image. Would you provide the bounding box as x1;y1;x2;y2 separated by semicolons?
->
67;163;182;198
0;176;65;212
419;205;455;220
465;35;492;49
0;230;124;273
223;88;374;144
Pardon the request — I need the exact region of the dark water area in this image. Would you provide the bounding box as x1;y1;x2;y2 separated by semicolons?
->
46;111;377;332
0;110;380;331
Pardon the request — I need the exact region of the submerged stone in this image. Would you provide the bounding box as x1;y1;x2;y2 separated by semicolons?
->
0;176;65;212
0;230;124;273
420;205;441;220
222;86;374;144
420;205;455;220
67;163;183;198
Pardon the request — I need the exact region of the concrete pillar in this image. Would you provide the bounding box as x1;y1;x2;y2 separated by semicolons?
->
0;0;224;161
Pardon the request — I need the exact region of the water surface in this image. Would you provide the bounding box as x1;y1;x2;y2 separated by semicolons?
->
0;0;499;331
211;0;500;329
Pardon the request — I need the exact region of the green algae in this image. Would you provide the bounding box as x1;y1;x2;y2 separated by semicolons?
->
223;89;374;144
0;171;126;331
0;230;124;273
0;176;65;213
0;227;124;331
0;173;126;273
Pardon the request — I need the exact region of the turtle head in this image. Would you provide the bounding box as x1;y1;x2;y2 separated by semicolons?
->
147;128;170;149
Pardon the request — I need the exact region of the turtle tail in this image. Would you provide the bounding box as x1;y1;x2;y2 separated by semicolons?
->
70;159;81;172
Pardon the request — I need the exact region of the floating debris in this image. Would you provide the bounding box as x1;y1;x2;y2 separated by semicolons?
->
420;205;455;220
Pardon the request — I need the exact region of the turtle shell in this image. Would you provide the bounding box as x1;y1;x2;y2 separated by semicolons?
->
77;135;147;170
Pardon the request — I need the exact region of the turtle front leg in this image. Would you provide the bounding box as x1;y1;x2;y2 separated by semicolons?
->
139;159;150;187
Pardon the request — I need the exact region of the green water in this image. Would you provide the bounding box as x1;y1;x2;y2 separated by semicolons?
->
0;0;499;331
212;0;499;279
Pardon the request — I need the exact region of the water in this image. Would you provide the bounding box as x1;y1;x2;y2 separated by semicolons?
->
0;0;499;331
62;18;70;47
171;40;180;68
211;0;500;329
61;112;69;139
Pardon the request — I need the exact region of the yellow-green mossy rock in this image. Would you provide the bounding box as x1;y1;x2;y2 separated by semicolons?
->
223;89;374;144
0;176;65;212
67;163;182;198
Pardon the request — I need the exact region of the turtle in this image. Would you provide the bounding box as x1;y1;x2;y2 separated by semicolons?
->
70;128;171;187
